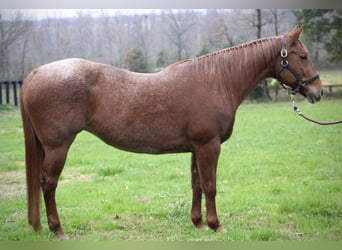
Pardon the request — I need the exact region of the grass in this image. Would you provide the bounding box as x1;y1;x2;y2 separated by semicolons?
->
319;69;342;85
0;99;341;241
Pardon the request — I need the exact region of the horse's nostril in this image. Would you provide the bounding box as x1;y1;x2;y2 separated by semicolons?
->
321;89;324;96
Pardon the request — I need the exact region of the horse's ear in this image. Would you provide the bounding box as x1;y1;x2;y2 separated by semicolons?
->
288;24;304;43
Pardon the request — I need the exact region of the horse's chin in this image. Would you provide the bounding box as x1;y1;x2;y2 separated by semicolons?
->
302;90;321;104
307;96;315;104
307;93;321;104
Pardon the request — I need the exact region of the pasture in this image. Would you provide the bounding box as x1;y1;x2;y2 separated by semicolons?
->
0;100;341;241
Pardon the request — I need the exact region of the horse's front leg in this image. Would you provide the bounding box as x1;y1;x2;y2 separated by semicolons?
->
190;153;205;229
193;138;223;231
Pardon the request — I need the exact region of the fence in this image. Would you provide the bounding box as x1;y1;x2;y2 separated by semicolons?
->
0;81;23;106
323;84;342;94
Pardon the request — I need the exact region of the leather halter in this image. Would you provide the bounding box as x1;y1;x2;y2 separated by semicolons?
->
277;36;320;95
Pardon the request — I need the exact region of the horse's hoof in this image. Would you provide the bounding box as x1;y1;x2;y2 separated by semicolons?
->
57;232;69;240
215;225;227;233
197;224;209;230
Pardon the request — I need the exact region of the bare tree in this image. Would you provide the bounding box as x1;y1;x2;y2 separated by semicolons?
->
100;13;118;66
131;15;152;71
0;11;31;79
19;34;29;79
74;10;95;59
271;9;280;36
245;9;273;101
270;9;292;36
201;10;235;52
270;9;290;100
244;9;272;39
103;14;127;67
163;10;197;61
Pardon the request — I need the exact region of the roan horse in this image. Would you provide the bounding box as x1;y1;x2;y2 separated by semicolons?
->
20;25;323;237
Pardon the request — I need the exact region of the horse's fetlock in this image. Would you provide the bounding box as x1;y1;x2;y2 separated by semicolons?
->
48;220;61;234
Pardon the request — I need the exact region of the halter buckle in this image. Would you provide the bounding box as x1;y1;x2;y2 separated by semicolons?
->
281;48;288;58
281;59;288;67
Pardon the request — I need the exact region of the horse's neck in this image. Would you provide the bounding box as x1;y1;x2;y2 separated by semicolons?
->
193;37;279;107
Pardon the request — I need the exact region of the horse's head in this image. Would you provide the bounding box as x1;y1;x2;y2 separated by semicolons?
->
276;25;323;103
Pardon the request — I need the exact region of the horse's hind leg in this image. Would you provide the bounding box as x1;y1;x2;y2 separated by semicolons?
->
41;139;74;238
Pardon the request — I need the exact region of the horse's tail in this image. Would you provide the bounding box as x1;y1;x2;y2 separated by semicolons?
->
20;85;44;232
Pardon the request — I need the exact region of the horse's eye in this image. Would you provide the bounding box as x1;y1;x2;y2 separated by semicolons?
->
299;54;307;60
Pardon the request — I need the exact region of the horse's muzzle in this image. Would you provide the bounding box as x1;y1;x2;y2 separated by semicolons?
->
307;89;323;104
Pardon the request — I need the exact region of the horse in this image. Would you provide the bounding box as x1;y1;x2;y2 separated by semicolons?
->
20;25;323;238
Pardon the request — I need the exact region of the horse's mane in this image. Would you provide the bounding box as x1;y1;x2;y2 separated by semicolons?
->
199;36;278;60
165;36;280;97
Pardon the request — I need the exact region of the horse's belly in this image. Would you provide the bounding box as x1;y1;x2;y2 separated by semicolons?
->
87;118;190;154
96;131;190;154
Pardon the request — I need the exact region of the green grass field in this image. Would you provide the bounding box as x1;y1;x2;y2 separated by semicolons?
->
0;99;341;241
320;70;342;85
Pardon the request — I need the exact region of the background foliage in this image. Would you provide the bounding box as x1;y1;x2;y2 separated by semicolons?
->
1;9;340;80
293;9;342;64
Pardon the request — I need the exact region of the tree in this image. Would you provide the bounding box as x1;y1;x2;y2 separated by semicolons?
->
131;15;151;71
245;9;272;39
270;9;290;100
245;9;273;101
270;9;291;36
125;47;148;73
325;11;342;63
19;34;29;79
74;10;95;59
99;13;127;67
163;10;197;61
201;10;235;51
293;9;342;64
196;45;210;57
156;50;167;68
0;11;31;79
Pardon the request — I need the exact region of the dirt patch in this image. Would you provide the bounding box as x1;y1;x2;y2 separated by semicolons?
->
278;222;304;240
59;173;94;186
0;171;26;199
0;171;94;199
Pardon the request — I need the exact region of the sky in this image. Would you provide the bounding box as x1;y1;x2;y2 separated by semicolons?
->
20;9;78;19
9;9;166;20
1;0;338;9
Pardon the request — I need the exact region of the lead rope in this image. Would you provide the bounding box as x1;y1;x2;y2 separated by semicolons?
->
290;96;342;125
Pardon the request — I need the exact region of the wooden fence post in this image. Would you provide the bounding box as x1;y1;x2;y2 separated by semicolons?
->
0;82;2;105
0;80;23;106
5;81;10;105
12;81;18;106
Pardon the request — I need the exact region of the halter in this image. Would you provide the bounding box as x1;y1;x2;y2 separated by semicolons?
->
277;36;320;95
